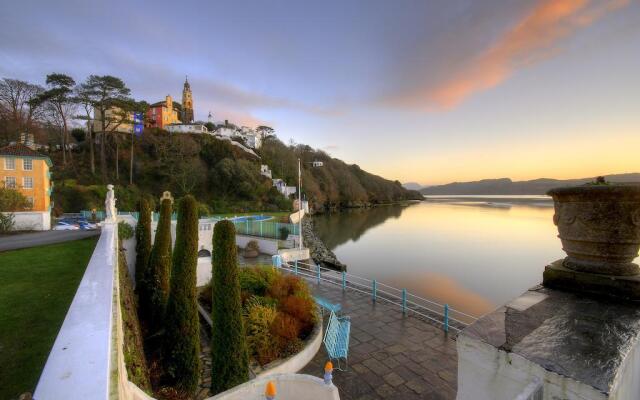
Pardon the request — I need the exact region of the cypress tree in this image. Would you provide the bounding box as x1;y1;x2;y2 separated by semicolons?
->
134;197;152;308
147;196;173;330
164;195;201;393
210;220;249;394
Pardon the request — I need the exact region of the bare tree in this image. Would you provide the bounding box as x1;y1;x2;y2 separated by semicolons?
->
0;78;44;143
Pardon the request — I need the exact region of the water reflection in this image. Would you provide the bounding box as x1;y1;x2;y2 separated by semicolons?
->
313;199;565;317
313;205;407;249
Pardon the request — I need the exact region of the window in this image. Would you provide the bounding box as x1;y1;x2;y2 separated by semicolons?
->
23;158;33;170
5;158;15;170
26;197;34;208
5;176;16;189
23;177;33;189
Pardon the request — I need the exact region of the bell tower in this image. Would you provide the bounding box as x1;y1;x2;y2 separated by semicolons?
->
182;76;194;123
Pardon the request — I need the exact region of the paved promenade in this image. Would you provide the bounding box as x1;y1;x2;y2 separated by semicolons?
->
301;282;458;400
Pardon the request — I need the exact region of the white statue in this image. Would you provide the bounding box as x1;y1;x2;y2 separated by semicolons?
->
105;184;117;222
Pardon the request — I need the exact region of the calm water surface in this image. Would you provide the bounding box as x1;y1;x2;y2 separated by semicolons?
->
313;197;564;317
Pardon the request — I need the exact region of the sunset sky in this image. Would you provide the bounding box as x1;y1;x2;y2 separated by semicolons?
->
1;0;638;184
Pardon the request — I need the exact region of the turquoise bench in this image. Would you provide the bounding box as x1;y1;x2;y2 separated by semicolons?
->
323;311;351;371
313;296;342;314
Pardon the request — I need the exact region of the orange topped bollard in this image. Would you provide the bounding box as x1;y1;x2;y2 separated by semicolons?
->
265;380;276;400
324;361;334;385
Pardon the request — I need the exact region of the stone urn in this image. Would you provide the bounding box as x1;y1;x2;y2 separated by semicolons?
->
548;183;640;276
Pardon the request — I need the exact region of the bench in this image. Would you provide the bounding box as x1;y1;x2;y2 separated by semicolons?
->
313;296;342;314
323;311;351;371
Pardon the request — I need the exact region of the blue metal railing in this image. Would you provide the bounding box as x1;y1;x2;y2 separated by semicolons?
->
231;219;299;239
273;258;479;332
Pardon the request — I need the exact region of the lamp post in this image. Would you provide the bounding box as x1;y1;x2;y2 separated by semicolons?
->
297;158;323;250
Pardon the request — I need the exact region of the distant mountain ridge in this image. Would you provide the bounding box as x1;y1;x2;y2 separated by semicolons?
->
418;173;640;195
402;182;423;191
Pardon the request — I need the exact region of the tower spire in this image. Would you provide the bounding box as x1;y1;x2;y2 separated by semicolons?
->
182;75;194;123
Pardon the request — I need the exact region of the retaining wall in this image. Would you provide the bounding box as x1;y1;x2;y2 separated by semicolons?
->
2;211;50;230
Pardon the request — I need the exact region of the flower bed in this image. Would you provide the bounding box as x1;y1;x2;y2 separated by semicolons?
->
200;266;318;367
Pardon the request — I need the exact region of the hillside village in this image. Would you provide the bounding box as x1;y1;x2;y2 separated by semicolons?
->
96;77;267;152
0;74;421;227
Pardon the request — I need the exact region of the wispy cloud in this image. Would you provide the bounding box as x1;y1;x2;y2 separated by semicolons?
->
387;0;629;110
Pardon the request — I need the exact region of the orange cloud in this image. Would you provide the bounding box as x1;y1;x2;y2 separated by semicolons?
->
397;0;628;109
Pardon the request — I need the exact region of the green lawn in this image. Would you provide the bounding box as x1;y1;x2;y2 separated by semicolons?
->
0;237;98;399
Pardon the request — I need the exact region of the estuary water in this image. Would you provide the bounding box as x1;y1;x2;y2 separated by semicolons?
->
313;196;564;318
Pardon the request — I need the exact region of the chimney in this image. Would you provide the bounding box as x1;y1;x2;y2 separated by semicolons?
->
20;133;35;149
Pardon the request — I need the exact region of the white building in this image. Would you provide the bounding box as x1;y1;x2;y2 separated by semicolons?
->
260;165;272;179
273;178;297;196
165;123;209;134
244;132;262;149
211;125;262;149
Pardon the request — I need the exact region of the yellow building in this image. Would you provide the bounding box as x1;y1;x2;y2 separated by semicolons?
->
93;107;134;134
146;95;182;128
0;143;53;212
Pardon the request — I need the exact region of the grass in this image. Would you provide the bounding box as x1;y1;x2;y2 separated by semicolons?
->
0;237;98;400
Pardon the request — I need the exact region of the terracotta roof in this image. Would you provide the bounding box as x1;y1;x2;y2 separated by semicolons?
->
0;143;48;158
0;144;52;166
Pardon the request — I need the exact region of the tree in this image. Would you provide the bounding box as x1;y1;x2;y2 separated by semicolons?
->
75;75;131;179
134;197;152;307
256;125;274;140
164;195;200;393
71;127;86;142
74;84;96;174
145;196;172;330
36;73;77;166
0;78;44;144
210;220;249;394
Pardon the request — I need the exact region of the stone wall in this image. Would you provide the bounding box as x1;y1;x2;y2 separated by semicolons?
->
302;217;345;271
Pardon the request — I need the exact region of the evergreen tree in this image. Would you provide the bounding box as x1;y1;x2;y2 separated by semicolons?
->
135;197;152;311
164;195;201;393
210;220;249;394
147;196;173;330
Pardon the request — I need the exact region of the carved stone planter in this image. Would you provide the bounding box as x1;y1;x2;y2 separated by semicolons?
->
548;184;640;276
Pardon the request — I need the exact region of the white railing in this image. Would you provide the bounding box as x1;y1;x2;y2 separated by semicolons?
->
34;223;118;400
274;258;479;331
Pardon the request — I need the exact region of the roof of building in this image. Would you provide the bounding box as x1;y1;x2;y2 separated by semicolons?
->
0;143;53;166
149;100;183;110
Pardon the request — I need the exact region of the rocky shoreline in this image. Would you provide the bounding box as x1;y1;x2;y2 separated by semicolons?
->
301;217;346;271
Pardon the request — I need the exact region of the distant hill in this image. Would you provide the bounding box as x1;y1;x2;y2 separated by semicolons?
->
402;182;424;191
420;173;640;195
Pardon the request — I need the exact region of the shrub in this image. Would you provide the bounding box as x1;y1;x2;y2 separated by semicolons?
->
0;212;15;233
239;267;270;296
118;221;134;241
164;195;201;393
0;187;29;212
210;220;249;394
271;311;302;351
244;303;278;365
280;295;316;336
278;226;290;240
267;274;303;302
146;197;173;330
135;198;152;306
246;240;259;252
118;246;151;392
